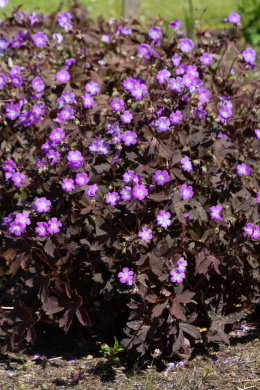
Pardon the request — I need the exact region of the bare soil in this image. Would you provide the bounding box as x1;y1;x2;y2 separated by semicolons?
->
0;325;259;390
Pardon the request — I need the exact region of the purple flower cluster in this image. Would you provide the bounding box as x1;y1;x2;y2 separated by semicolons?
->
123;77;148;100
2;158;26;187
89;138;109;154
170;257;188;283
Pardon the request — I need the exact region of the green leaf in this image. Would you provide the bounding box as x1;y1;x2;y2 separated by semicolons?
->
114;336;119;350
204;368;210;378
112;356;121;366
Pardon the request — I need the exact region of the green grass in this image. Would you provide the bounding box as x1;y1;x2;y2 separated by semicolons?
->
2;0;241;28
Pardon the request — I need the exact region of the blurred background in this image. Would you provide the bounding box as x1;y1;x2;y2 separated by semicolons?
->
1;0;260;46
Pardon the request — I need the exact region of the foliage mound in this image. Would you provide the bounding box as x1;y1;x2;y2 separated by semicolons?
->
0;1;259;358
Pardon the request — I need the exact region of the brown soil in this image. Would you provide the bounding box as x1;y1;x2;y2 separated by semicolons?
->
0;326;259;390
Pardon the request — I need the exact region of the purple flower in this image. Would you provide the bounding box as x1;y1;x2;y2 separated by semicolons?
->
49;127;65;143
200;53;213;66
242;48;256;64
123;77;137;92
138;43;151;61
123;170;134;185
170;269;185;283
180;184;194;200
118;267;134;284
4;213;15;229
122;131;137;146
106;191;120;206
9;221;25;236
172;53;180;67
15;211;31;227
194;105;207;120
120;186;133;201
197;88;210;103
131;83;147;100
12;38;23;49
120;110;133;124
41;140;55;154
255;129;260;139
57;107;74;123
48;218;62;234
47;149;60;165
210;205;223;221
218;107;232;121
251;225;260;240
32;104;45;117
181;156;192;172
157;210;172;228
153;170;169;185
149;26;161;40
86;184;98;197
176;64;187;76
132;174;142;186
183;74;196;89
0;0;8;9
110;98;124;112
244;223;254;236
3;159;16;173
35;222;48;237
65;58;76;70
228;12;240;25
117;25;129;35
237;163;250;176
56;91;75;107
256;190;260;203
11;172;25;187
31;76;45;92
32;197;51;213
133;184;148;201
179;38;194;53
168;77;184;93
56;70;70;83
81;93;94;108
156;69;171;84
170;19;181;30
177;257;187;272
10;74;23;87
138;227;153;242
75;173;89;186
67;150;83;170
85;81;100;96
33;32;48;47
170;110;183;125
89;138;109;155
57;12;72;31
0;73;7;88
62;178;75;192
155;117;171;132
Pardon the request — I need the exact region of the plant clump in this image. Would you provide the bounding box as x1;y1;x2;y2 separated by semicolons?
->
0;1;259;358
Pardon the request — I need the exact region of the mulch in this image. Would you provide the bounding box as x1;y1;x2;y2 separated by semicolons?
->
0;325;259;390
